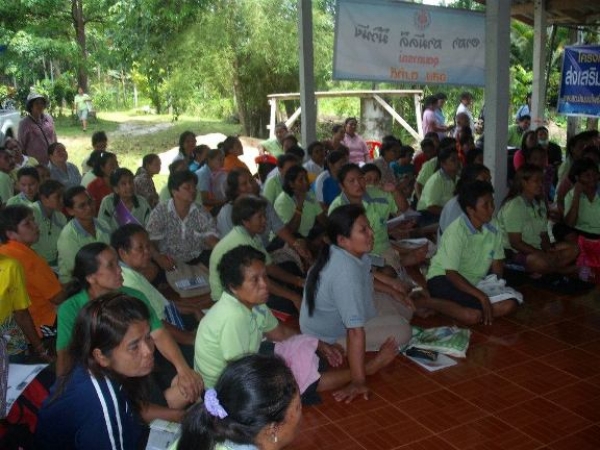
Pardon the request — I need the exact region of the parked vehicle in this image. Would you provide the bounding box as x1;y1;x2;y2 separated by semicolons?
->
0;99;20;146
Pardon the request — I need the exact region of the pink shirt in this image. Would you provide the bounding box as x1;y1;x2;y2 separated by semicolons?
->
422;109;437;136
343;133;369;164
18;114;57;166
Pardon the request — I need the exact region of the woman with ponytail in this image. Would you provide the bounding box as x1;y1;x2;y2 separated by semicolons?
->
300;204;412;403
177;354;301;450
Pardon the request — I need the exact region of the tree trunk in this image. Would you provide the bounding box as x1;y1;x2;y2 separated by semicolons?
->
71;0;87;91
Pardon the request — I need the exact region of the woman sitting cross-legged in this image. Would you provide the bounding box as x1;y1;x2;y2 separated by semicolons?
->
98;168;152;232
425;180;520;325
209;195;305;314
300;204;414;403
177;354;301;450
55;242;203;418
36;293;191;449
497;164;579;276
564;158;600;239
196;246;395;402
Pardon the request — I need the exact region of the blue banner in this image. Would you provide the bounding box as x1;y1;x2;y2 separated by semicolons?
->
557;45;600;118
333;0;485;86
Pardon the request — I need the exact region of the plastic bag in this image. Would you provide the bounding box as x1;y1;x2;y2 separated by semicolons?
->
405;326;471;358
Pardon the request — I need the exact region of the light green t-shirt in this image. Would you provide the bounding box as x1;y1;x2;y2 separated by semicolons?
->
0;171;14;204
209;226;272;301
56;286;162;351
74;93;91;112
417;169;457;212
120;263;167;320
564;189;600;235
329;186;397;256
416;157;437;187
260;138;284;157
6;193;35;207
427;215;505;285
56;218;112;283
98;193;152;232
274;191;321;238
497;196;548;250
194;291;278;388
31;201;67;266
262;172;283;204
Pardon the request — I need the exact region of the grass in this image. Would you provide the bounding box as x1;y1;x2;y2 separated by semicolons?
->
54;111;243;190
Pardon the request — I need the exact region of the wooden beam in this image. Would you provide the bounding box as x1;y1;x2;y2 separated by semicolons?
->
267;89;423;101
372;94;421;141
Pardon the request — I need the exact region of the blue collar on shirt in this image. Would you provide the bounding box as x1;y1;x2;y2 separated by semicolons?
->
461;214;497;235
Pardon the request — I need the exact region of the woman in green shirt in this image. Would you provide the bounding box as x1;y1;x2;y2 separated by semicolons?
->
564;158;600;239
497;164;578;275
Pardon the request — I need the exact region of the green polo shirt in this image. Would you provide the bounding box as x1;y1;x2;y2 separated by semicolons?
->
208;226;272;301
262;172;283;204
120;263;167;320
31;202;67;267
56;218;112;283
427;215;505;285
56;286;162;351
497;196;547;250
417;169;457;212
98;193;152;232
274;191;321;238
565;189;600;235
260;138;284;157
194;290;278;388
6;193;35;207
507;124;524;148
328;186;397;256
416;157;437;187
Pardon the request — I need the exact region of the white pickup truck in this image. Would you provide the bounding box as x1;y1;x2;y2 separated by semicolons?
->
0;100;20;146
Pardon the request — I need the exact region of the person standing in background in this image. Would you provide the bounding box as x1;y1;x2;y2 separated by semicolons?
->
73;87;92;132
18;93;57;166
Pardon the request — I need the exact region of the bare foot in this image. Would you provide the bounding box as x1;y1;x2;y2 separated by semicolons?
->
366;338;398;375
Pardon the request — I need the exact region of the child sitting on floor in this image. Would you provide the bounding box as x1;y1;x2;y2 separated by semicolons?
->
425;180;519;325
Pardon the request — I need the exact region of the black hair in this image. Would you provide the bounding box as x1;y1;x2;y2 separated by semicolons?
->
142;154;160;170
92;151;117;177
91;131;107;146
378;141;399;158
16;166;40;182
286;145;305;161
283;134;298;145
459;133;474;147
458;180;494;215
325;150;346;173
439;137;457;151
332;124;343;134
108;168;139;209
344;117;357;125
277;153;299;169
454;163;490;195
221;136;241;156
177;354;297;450
465;148;484;166
63;185;87;209
398;145;414;159
520;130;537;153
39;179;64;198
282;165;308;197
168;170;198;195
68;242;111;297
361;163;381;180
307;141;323;156
218;246;266;294
305;204;366;316
424;131;439;142
0;205;33;243
568;157;599;184
435;92;448;100
225;169;251;202
206;149;223;162
382;135;402;146
435;146;458;171
194;144;210;157
168;159;188;174
231;195;267;226
58;292;151;412
423;95;438;108
47;142;66;157
111;223;147;254
420;138;435;151
337;163;362;186
179;131;196;156
459;91;473;101
518;114;531;122
502;163;544;205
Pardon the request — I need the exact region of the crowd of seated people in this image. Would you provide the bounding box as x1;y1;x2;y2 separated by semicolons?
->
1;106;599;450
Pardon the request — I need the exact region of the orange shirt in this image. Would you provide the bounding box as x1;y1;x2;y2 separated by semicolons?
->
223;154;249;173
0;240;62;333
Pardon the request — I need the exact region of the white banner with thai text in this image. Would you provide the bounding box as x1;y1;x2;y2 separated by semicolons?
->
333;0;485;86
